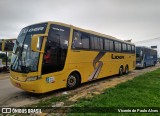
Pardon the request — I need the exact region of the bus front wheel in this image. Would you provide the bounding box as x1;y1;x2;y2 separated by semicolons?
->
67;73;80;90
143;63;146;68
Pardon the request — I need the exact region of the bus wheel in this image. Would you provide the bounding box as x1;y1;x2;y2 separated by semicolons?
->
143;63;146;68
119;66;123;76
125;65;129;74
153;61;156;66
67;73;80;90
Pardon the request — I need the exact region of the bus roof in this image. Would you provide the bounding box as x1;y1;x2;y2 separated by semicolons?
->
136;46;157;51
23;21;135;45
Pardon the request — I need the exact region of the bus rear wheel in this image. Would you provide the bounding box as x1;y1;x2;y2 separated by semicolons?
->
125;65;129;74
119;66;123;76
153;61;156;66
67;73;80;90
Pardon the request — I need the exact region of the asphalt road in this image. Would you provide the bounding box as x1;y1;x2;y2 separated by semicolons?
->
0;79;22;105
0;78;40;107
0;75;64;107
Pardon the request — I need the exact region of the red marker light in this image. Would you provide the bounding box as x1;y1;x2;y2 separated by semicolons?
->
15;83;21;87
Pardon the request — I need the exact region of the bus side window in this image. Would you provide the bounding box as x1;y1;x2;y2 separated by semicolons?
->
90;35;103;50
104;39;113;51
72;31;90;49
90;36;95;49
72;31;82;48
132;45;135;53
115;41;121;52
104;39;110;51
122;43;127;52
81;33;90;49
127;44;131;53
99;38;103;50
109;40;114;51
93;36;99;50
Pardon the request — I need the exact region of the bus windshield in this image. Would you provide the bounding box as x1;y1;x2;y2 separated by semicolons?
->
10;23;47;73
136;47;142;57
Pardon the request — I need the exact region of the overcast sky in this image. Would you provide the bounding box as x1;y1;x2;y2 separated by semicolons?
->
0;0;160;42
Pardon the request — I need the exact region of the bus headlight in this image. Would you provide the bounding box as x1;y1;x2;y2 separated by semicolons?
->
26;76;38;81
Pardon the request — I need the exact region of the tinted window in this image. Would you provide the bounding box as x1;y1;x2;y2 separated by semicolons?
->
99;37;103;50
104;39;113;51
90;36;95;49
114;41;121;52
93;36;99;49
72;31;82;48
72;30;89;49
132;45;135;53
122;43;127;52
110;41;114;51
90;36;103;50
127;44;131;52
81;33;90;49
42;24;70;74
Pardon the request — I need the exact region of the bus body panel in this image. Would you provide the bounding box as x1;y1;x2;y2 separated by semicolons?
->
68;50;135;83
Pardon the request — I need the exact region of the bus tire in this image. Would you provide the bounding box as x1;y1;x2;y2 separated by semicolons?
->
125;65;129;74
67;72;80;90
143;63;146;68
153;61;156;66
119;66;123;76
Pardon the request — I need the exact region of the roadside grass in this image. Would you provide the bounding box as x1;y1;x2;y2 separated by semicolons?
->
26;68;160;115
68;68;160;115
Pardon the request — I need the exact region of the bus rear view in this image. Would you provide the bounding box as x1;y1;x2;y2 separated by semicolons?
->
136;46;157;68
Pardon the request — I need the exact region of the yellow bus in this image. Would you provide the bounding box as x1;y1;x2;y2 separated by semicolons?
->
0;39;16;52
9;21;136;93
0;39;16;71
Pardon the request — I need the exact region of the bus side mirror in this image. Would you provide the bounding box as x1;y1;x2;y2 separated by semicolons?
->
31;34;47;53
140;51;143;56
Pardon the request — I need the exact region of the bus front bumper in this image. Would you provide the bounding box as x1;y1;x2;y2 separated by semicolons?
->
10;76;43;93
136;63;143;68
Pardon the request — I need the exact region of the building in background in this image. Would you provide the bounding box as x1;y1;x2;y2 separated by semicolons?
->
134;38;160;58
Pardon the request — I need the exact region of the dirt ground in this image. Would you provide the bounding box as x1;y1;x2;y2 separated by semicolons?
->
0;64;160;107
